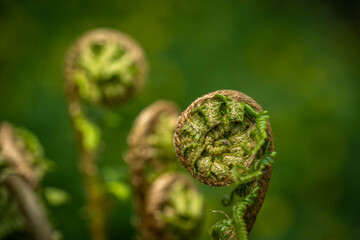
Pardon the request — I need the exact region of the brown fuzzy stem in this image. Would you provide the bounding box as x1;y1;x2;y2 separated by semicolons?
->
2;174;53;240
66;98;107;240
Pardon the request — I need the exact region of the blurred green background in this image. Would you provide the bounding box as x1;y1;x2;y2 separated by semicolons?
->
1;0;359;239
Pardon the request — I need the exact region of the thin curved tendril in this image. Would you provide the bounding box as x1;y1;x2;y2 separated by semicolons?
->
209;105;275;240
210;219;234;240
210;154;273;240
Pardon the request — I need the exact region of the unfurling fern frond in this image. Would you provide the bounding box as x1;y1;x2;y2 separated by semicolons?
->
174;90;275;239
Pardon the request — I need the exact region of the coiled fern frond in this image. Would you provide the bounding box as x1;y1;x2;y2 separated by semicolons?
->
65;28;147;106
128;101;204;240
174;90;275;239
63;28;148;240
0;122;53;240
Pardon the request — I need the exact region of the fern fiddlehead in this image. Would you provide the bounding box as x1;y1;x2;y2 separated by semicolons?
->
145;173;204;240
65;28;147;106
173;90;275;239
127;101;204;240
0;122;53;240
64;28;147;240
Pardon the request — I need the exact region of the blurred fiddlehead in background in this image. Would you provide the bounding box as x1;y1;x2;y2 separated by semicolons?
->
64;28;147;240
173;90;275;240
0;122;54;240
127;101;204;240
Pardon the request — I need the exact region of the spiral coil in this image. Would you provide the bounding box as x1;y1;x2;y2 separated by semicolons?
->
128;101;204;240
65;28;147;106
173;90;275;239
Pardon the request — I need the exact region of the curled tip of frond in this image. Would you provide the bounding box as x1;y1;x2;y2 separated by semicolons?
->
0;122;45;188
209;218;236;240
127;100;179;173
174;90;274;187
64;28;148;106
174;90;275;235
145;173;204;239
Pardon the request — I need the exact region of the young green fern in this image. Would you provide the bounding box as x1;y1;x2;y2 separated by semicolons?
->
128;101;204;240
0;122;53;240
174;90;275;239
65;28;147;106
64;28;147;240
146;173;204;240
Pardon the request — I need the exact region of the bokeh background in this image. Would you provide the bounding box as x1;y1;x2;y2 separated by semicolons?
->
1;0;359;239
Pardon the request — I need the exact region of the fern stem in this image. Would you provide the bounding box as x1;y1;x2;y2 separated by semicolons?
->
2;174;53;240
64;28;147;240
67;99;106;240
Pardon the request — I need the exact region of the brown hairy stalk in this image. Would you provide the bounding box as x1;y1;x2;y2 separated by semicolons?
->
2;174;53;240
0;122;52;239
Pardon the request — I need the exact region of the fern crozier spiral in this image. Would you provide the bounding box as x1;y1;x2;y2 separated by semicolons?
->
174;90;275;234
65;28;148;106
174;90;274;186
